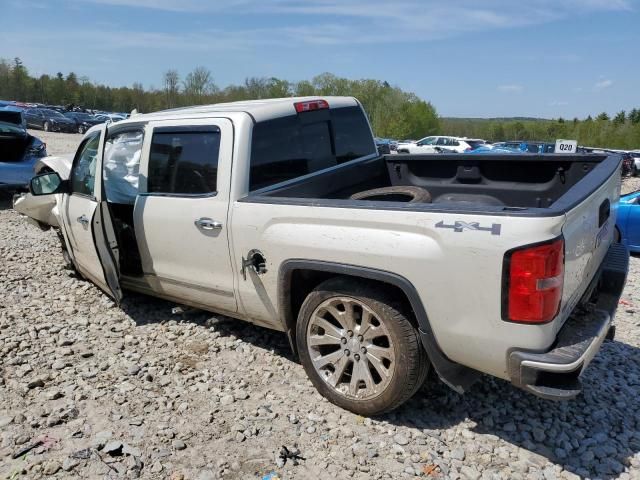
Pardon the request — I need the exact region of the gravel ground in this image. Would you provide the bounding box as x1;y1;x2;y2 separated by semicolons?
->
0;133;639;479
28;130;83;157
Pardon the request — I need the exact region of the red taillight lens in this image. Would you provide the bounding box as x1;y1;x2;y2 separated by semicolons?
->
506;238;564;323
294;99;329;113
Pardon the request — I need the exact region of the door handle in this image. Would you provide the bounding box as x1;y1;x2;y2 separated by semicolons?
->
195;218;222;230
77;214;90;225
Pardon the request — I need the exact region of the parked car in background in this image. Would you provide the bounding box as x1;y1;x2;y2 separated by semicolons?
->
374;137;392;154
64;111;105;133
93;113;126;125
466;144;522;154
616;190;640;253
23;108;77;132
620;152;634;177
632;151;640;176
0;108;47;191
397;136;486;154
493;141;556;153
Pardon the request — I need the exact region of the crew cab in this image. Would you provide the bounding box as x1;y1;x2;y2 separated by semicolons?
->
15;97;629;415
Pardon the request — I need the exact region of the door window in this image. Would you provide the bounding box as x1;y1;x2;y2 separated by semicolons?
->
70;134;100;197
103;130;144;204
148;128;220;195
418;137;437;146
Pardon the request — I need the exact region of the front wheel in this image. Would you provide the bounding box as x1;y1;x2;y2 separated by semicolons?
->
43;121;50;132
296;278;429;416
78;124;85;134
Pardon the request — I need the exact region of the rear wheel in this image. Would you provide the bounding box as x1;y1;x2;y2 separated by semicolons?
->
296;278;429;415
78;124;85;134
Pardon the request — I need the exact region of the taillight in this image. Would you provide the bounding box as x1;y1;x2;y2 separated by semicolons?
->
504;238;564;323
294;99;329;113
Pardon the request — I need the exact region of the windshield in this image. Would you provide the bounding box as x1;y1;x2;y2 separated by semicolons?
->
0;121;26;135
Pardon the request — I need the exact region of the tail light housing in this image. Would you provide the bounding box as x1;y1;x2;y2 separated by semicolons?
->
503;238;564;323
294;99;329;113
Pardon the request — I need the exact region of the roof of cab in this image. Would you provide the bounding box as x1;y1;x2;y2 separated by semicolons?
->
127;96;359;124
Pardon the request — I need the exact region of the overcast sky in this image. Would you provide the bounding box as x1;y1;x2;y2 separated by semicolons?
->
2;0;639;118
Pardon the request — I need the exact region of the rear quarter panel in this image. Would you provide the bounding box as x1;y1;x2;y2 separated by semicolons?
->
231;201;566;379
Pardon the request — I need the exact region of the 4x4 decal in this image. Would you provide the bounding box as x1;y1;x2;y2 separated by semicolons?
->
435;220;501;235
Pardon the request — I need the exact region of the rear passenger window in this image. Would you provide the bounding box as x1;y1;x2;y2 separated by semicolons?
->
148;128;220;195
249;106;375;191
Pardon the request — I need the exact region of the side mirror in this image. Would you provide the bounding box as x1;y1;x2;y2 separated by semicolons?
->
30;172;67;196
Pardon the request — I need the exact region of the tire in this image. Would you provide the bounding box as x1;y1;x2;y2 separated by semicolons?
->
78;125;85;134
296;277;429;416
43;121;50;132
350;186;432;203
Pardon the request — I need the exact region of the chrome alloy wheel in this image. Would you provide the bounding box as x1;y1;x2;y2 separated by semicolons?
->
306;296;396;400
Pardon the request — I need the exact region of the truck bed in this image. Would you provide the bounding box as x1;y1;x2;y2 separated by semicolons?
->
247;153;620;216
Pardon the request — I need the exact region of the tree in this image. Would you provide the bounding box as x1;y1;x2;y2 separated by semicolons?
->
11;57;29;101
183;66;215;102
596;112;610;122
613;110;626;125
163;69;180;108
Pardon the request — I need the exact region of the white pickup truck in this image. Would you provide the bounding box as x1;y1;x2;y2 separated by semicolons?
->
16;97;629;415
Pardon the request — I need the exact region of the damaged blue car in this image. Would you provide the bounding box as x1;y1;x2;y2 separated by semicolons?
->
0;107;47;191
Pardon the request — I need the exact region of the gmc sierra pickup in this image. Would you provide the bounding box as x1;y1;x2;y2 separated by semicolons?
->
15;96;629;415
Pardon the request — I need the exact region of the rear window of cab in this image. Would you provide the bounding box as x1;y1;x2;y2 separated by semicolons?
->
249;105;375;191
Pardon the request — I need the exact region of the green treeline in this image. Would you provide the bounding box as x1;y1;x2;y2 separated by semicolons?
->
1;57;639;148
0;58;438;140
441;114;640;149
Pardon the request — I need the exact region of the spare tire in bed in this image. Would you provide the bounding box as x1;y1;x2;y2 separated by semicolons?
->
350;186;432;203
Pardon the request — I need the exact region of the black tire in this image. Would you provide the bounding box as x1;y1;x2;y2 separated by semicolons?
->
296;277;429;416
350;185;432;203
43;121;50;132
78;125;85;134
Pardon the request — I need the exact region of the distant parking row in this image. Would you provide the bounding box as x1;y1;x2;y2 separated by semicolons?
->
376;135;640;176
0;100;128;134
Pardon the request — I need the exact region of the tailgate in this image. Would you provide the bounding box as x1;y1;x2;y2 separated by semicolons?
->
559;164;621;322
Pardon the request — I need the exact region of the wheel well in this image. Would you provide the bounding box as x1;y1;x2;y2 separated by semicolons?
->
283;268;416;354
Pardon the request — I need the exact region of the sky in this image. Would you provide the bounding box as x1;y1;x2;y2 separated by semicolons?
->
1;0;639;118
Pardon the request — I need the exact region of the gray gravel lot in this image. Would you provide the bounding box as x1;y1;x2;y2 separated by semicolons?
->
28;130;82;157
1;133;639;479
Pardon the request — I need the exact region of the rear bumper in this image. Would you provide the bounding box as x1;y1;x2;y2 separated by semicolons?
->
508;242;629;400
